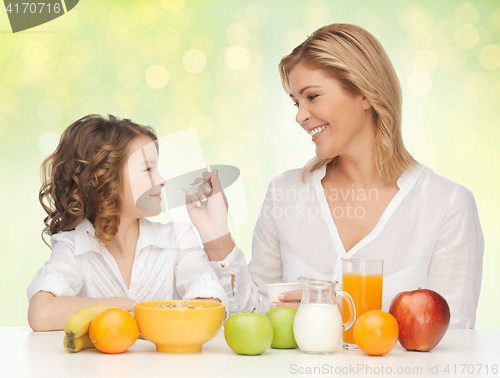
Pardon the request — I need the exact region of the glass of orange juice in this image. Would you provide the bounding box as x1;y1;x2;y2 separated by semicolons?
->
341;259;383;350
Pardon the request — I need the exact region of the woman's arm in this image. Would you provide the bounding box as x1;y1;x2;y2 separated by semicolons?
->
28;291;136;332
426;185;484;329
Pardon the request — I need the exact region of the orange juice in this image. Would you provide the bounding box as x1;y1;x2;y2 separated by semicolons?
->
342;273;383;345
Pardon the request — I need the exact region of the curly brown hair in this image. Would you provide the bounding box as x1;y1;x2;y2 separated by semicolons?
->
39;114;157;247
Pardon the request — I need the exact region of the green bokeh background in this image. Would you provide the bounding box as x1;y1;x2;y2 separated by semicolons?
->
0;0;499;328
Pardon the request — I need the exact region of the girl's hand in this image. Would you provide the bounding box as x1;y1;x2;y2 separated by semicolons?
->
270;289;302;309
186;170;230;244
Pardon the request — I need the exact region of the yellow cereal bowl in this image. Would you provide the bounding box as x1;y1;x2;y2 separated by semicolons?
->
134;300;225;353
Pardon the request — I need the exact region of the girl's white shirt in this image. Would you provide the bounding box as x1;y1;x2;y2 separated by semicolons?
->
27;218;227;305
211;164;484;329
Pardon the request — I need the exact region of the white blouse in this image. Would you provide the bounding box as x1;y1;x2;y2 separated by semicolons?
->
211;164;484;328
27;218;227;305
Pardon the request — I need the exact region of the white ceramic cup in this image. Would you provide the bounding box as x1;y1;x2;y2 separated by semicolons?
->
266;283;302;304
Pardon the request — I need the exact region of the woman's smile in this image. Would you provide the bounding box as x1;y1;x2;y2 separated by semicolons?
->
307;123;329;141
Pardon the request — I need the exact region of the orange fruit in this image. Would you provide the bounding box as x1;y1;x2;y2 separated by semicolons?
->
353;310;399;356
89;308;139;354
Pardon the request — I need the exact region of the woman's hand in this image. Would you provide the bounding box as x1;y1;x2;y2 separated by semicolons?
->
186;170;231;245
270;289;302;309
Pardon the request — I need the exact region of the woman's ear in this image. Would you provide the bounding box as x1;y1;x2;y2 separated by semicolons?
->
361;95;372;110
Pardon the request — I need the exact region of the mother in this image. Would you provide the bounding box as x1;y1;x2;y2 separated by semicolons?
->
187;23;484;329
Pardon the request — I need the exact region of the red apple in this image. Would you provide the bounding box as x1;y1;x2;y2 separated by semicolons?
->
389;288;450;352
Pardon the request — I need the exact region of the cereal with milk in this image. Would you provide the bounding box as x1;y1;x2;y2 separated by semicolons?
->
154;301;204;309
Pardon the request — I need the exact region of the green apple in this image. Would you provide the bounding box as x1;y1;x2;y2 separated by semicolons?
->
224;310;273;355
265;307;298;349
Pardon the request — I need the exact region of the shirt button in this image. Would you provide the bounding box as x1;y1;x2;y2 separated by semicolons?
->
335;279;339;284
221;262;226;268
340;256;344;260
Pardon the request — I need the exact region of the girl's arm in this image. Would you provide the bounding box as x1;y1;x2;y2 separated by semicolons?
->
28;291;136;332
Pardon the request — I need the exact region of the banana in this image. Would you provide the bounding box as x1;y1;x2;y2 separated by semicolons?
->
63;333;95;353
64;305;116;339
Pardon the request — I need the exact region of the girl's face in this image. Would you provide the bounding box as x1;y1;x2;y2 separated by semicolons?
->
121;135;166;219
288;64;374;160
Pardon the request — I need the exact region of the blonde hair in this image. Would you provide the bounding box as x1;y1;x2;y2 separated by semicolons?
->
279;23;417;182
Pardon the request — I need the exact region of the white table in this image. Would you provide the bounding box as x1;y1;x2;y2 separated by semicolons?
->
1;328;499;378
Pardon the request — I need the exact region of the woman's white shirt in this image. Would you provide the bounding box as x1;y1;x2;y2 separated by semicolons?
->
27;218;227;305
210;164;484;328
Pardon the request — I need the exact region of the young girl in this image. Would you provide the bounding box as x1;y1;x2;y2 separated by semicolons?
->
27;114;226;331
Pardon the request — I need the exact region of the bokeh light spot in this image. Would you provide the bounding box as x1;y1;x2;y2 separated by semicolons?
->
455;3;480;26
220;139;242;163
353;9;379;34
434;17;455;44
72;41;96;64
145;65;170;89
38;101;63;125
192;35;215;58
118;65;142;89
22;41;48;67
156;27;180;52
131;1;156;27
240;153;260;177
224;45;250;70
0;90;20;114
454;24;479;49
162;0;184;13
407;71;432;95
226;23;250;46
400;7;434;31
84;97;108;115
413;144;437;166
108;8;133;33
189;114;213;138
454;126;478;152
238;3;268;28
182;49;206;74
39;132;61;155
21;64;46;85
80;76;103;99
479;45;500;70
412;50;438;72
113;88;139;110
105;31;130;52
0;115;7;137
283;29;308;54
305;0;330;30
58;55;84;80
492;6;500;30
490;81;500;104
406;28;433;50
169;10;190;33
464;72;489;97
53;7;78;30
440;46;468;70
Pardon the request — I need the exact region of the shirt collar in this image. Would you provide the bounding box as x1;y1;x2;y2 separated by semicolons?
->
74;218;168;256
309;163;424;190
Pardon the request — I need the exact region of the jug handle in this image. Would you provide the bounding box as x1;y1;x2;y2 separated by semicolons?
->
336;291;356;332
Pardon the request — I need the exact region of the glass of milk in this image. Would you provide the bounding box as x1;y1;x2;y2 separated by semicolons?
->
293;276;356;354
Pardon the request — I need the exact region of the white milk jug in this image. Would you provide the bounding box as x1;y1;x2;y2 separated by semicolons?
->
293;276;355;354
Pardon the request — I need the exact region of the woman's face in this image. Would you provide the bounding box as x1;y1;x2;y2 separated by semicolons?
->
121;135;166;219
288;64;374;160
